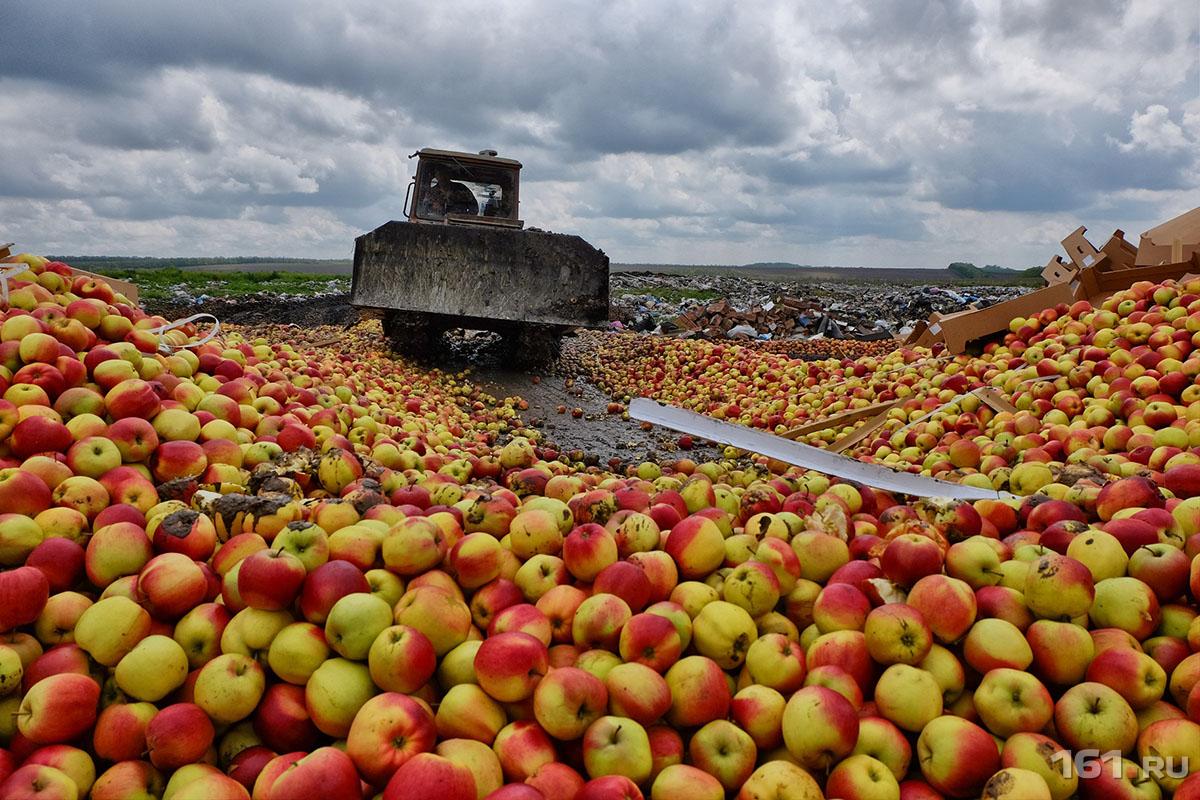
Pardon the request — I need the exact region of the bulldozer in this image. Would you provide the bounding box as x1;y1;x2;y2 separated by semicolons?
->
351;148;610;364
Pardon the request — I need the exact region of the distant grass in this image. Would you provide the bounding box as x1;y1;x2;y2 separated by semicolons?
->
54;256;350;271
94;267;348;303
614;287;720;303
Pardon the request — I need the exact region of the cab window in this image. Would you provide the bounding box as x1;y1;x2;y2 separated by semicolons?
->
415;160;515;221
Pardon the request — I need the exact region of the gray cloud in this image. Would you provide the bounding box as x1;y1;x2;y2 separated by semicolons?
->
0;0;1196;268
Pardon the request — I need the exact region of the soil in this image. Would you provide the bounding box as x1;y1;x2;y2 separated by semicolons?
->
148;294;360;328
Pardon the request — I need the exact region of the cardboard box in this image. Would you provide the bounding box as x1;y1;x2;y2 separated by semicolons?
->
0;244;139;303
1136;206;1200;266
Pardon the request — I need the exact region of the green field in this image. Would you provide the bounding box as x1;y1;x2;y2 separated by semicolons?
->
92;267;349;302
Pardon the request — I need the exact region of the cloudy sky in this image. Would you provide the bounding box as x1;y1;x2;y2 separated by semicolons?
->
2;1;1197;269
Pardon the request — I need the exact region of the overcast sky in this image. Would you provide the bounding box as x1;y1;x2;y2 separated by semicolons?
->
2;1;1197;268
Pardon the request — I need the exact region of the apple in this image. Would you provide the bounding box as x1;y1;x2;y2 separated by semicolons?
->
0;764;79;800
474;631;548;703
172;602;231;670
664;656;730;728
813;583;871;633
562;524;618;582
194;652;265;725
0;469;53;517
1054;681;1139;754
447;531;504;589
369;624;437;694
1137;718;1200;794
864;604;932;665
382;517;448;575
435;683;506;744
571;593;632;651
73;595;151;666
92;701;157;762
737;760;824;800
874;663;943;733
0;566;50;631
664;515;725;580
582;715;652;784
1090;576;1161;640
105;378;161;421
346;691;437;787
946;537;1004;588
393;586;474;657
688;718;756;791
533;666;608;739
0;513;45;567
999;732;1077;800
605;662;672;726
22;744;96;796
114;634;188;702
852;715;911;782
915;715;1000;798
981;768;1053;800
304;656;377;737
1128;543;1190;602
880;533;944;586
963;618;1032;672
106;416;160;463
650;764;723;800
1085;647;1167;709
255;747;362;800
489;602;553;644
492;719;557;782
906;574;976;644
84;522;153;588
90;761;166;800
618;612;683;673
781;685;859;770
467;576;521;629
1067;529;1129;582
226;745;274;792
692;600;757;670
1024;553;1095;620
975;667;1055;737
147;509;216;561
730;684;786;751
252;683;319;754
805;630;874;694
17;672;100;744
136;552;207;620
743;632;806;693
382;753;478;800
324;591;392;660
826;754;902;800
65;436;121;479
265;621;329;684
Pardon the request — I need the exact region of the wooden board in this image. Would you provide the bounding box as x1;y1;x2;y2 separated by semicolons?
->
828;406;897;453
779;399;903;440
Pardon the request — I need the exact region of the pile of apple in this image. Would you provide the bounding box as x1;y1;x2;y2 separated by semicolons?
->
0;254;1198;800
584;278;1200;495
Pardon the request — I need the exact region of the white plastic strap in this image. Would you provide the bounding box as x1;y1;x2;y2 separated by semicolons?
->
148;313;222;353
629;397;1013;500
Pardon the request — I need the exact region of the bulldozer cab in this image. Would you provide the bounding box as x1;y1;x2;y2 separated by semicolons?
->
407;148;523;229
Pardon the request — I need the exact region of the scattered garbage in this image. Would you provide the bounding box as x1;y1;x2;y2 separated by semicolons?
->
609;272;1026;342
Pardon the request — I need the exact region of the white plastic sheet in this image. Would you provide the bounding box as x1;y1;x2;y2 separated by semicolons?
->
629;397;1014;501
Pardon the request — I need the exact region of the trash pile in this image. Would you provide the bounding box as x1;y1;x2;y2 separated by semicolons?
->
163;280;348;307
610;272;1027;342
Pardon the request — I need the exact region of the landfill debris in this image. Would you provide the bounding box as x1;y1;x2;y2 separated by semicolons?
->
609;272;1026;341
